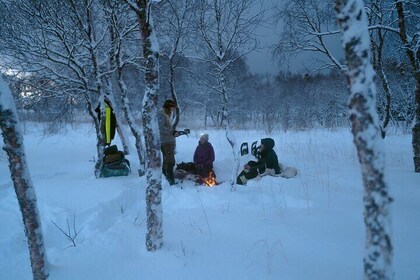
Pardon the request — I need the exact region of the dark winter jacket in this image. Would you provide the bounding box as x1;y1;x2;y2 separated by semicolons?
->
253;138;280;174
193;141;215;168
95;100;116;145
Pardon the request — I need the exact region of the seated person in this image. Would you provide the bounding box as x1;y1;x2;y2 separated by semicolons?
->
193;133;215;179
236;138;280;185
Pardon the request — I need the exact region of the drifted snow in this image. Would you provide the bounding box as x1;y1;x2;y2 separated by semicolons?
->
0;125;418;280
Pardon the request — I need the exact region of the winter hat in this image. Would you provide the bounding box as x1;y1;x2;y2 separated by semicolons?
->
261;138;275;150
200;133;209;141
163;99;177;108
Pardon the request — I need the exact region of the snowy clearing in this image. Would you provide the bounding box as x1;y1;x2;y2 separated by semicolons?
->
0;124;419;280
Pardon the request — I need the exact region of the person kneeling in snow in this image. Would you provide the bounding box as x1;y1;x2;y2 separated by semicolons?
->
236;138;281;185
193;133;216;182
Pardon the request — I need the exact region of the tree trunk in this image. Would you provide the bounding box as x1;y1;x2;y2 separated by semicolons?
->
204;105;208;130
413;80;420;172
116;69;147;175
0;77;49;280
104;5;146;175
85;0;108;178
115;117;131;155
395;1;420;172
217;67;239;190
85;95;105;178
372;37;392;139
131;0;163;251
377;67;392;138
368;0;392;138
169;55;180;129
333;0;393;279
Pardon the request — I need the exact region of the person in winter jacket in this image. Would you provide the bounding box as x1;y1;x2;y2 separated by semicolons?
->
158;99;180;185
193;133;215;178
236;138;281;185
95;98;117;146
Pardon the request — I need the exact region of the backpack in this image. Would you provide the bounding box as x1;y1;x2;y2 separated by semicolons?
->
176;161;196;173
174;162;197;181
101;145;131;177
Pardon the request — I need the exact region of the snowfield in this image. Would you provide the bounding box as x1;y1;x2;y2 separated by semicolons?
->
0;124;419;280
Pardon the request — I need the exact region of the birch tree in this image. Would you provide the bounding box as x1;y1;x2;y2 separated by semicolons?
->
155;0;194;129
103;0;147;175
195;0;264;190
1;0;105;175
69;0;113;177
0;0;133;177
395;0;420;172
333;0;393;278
275;0;397;137
366;0;394;137
0;76;49;280
275;0;346;71
124;0;163;251
0;1;85;122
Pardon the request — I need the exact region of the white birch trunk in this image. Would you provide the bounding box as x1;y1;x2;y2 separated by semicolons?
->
84;0;108;178
117;73;147;176
116;118;131;155
0;76;49;280
169;56;181;130
82;94;105;177
115;46;146;175
218;68;239;190
91;95;106;178
104;5;146;173
333;0;393;279
130;0;163;251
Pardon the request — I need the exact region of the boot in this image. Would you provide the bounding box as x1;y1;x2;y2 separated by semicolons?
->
167;167;175;185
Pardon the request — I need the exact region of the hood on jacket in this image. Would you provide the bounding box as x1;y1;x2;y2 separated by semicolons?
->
261;138;275;150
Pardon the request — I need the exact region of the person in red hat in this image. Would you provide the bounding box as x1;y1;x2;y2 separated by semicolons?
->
158;99;180;185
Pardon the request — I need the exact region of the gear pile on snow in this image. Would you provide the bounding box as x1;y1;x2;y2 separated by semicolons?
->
101;145;131;177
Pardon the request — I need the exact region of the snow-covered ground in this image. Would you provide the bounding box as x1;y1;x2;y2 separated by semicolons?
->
0;124;419;280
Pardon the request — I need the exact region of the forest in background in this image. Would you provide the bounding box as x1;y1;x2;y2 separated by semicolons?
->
0;0;417;134
1;1;418;279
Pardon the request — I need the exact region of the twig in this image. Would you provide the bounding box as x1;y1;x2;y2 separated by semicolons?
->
51;213;84;247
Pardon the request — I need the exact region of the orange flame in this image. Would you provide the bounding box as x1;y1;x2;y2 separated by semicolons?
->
203;171;217;187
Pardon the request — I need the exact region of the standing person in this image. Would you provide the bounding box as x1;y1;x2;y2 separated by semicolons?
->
158;99;180;185
193;133;215;179
95;98;117;146
236;138;281;185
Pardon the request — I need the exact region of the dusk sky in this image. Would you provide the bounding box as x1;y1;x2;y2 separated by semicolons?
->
246;0;343;75
245;0;281;74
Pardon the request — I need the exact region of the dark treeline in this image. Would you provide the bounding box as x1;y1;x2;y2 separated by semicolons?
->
0;0;416;134
5;56;414;133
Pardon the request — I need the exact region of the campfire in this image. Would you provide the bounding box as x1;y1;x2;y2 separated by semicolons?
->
202;171;217;187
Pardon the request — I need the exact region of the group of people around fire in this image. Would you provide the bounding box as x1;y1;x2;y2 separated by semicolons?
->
158;99;281;186
97;97;281;184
